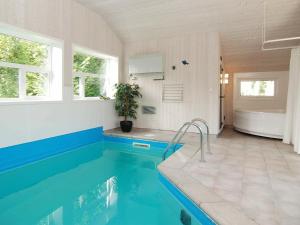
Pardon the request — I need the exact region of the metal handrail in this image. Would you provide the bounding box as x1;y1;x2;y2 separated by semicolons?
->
191;118;211;154
173;122;204;161
162;122;205;162
170;118;211;154
162;122;190;160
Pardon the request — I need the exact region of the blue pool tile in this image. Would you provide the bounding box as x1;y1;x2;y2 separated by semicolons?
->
0;127;103;172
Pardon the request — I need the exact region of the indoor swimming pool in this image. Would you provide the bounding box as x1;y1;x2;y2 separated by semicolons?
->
0;135;214;225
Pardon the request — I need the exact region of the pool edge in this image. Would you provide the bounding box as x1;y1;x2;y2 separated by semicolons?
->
159;172;217;225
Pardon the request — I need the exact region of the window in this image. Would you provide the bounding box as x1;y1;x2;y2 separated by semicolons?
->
0;31;62;102
72;48;118;100
240;80;275;97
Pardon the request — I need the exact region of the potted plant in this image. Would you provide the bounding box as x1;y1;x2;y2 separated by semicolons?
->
114;83;142;132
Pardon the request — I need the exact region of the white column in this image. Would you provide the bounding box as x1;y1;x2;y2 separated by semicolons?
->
207;32;221;134
283;47;300;154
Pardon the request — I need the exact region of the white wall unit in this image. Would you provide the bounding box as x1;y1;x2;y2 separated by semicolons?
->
124;32;220;134
129;54;164;75
0;0;122;148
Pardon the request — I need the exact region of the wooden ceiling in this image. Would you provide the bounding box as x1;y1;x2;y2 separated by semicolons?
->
76;0;300;73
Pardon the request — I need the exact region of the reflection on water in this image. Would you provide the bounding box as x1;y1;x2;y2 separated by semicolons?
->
36;176;118;225
106;177;118;208
37;207;63;225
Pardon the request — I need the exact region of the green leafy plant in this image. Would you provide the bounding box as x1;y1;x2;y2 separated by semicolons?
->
114;83;142;121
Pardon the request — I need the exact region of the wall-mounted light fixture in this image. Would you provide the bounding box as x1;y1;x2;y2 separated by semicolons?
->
220;73;229;84
181;60;189;65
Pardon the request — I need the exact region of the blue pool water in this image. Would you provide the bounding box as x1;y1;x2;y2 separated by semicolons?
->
0;138;212;225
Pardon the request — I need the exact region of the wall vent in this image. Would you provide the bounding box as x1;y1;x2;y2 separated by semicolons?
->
142;106;156;114
162;83;184;102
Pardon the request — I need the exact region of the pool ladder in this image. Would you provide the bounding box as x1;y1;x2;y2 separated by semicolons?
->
162;118;211;161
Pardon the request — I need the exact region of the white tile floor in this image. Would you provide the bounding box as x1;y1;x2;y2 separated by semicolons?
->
105;128;300;225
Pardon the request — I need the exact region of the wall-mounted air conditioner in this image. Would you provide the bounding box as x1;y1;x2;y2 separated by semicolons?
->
129;53;164;80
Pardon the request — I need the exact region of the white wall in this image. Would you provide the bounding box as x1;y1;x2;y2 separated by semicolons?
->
124;32;221;134
0;0;123;148
0;90;117;148
233;71;289;111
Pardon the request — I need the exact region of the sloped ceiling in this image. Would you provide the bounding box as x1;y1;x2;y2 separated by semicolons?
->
76;0;300;73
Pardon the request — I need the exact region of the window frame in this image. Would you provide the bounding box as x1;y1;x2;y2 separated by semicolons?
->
73;70;105;100
0;25;63;103
0;53;52;101
72;46;118;100
238;78;278;99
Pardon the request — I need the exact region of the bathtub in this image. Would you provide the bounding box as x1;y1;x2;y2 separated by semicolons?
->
233;109;286;139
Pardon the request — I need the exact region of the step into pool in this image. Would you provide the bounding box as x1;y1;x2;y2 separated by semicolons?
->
0;136;215;225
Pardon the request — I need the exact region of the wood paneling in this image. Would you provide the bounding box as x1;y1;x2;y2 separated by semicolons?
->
0;0;123;86
0;0;122;147
77;0;300;72
124;32;220;134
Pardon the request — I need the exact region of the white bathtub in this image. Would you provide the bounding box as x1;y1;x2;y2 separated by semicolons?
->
233;109;286;139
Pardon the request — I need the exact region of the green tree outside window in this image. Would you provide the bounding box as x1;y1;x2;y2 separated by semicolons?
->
73;52;106;97
0;33;48;98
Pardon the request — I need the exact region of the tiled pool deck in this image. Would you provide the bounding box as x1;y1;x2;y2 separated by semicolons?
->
106;129;300;225
105;128;300;225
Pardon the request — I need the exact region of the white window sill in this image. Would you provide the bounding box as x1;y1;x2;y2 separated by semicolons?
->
0;98;115;106
72;98;115;102
238;96;277;101
0;99;63;106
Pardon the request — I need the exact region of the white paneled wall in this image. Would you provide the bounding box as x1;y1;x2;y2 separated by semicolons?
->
233;71;289;111
0;0;122;147
124;32;221;134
